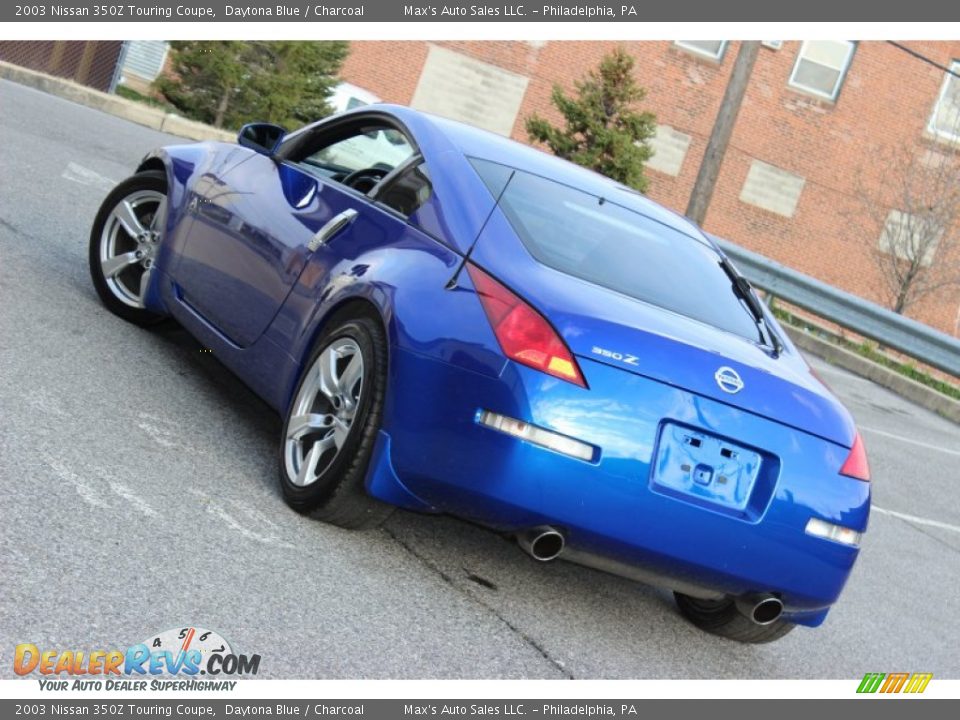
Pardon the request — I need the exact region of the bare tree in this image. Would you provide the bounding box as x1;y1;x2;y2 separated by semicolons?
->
855;143;960;314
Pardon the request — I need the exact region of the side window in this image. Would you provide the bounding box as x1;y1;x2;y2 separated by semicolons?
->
287;123;415;193
308;128;413;175
377;163;433;218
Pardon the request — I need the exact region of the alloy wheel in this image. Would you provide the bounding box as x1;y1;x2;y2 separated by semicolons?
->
284;338;365;487
98;189;167;308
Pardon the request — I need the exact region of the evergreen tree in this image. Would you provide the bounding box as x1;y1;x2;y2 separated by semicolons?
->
526;47;657;192
156;41;349;130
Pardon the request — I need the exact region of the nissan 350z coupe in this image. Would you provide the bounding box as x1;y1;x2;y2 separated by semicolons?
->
89;105;870;643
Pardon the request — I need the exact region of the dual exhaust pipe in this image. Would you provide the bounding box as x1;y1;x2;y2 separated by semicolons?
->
517;526;566;562
516;526;784;625
735;593;784;625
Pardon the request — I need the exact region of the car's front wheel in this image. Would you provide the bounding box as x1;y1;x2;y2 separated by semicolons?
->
674;592;796;644
88;170;169;326
278;314;394;530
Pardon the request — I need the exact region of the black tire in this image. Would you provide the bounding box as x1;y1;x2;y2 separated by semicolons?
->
674;592;796;644
88;170;169;326
278;314;394;530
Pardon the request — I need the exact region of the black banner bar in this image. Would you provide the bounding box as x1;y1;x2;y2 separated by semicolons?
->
4;0;960;23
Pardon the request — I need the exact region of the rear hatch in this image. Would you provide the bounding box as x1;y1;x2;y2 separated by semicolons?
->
468;170;856;448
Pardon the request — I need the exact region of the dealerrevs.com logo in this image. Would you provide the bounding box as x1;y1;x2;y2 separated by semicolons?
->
14;627;260;691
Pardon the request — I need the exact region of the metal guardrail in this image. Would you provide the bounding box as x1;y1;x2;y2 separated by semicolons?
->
710;236;960;379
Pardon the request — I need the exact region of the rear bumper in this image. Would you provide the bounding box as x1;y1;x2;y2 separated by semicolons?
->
375;346;870;626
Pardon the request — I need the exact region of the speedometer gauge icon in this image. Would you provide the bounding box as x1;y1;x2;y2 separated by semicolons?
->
140;627;232;668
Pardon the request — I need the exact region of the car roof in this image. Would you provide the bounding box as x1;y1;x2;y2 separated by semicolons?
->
378;105;710;244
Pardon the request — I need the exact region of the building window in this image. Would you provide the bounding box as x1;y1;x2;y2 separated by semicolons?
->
674;41;727;61
878;210;939;266
762;41;783;50
788;41;856;100
928;61;960;143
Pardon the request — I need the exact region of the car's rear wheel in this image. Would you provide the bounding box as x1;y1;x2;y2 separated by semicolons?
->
278;314;394;529
88;170;169;326
674;592;796;644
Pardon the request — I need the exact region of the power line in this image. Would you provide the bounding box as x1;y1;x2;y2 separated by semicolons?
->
886;41;960;80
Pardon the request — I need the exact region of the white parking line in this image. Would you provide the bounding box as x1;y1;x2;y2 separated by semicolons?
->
107;479;159;518
61;162;117;192
873;506;960;535
45;458;110;509
859;425;960;457
187;489;295;550
204;502;296;550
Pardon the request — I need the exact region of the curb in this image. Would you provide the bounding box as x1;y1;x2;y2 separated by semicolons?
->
785;326;960;425
0;61;235;143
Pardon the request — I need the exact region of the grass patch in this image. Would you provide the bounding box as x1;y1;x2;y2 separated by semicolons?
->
772;306;960;401
116;85;177;113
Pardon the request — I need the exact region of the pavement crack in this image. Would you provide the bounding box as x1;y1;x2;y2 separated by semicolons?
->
0;216;26;237
382;526;574;679
465;570;498;590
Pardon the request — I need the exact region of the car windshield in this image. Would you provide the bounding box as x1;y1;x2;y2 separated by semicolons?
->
495;169;763;343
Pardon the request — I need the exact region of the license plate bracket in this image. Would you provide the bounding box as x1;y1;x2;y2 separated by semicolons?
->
651;422;772;518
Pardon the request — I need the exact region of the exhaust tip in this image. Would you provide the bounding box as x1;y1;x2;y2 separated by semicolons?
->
736;594;784;625
519;527;565;562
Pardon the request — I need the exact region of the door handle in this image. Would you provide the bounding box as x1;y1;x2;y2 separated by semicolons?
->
308;209;358;251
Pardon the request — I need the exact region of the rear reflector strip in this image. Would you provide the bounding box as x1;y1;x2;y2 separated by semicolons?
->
805;517;862;547
478;410;596;462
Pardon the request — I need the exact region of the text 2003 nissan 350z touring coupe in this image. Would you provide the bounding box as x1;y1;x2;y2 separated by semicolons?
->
89;105;870;643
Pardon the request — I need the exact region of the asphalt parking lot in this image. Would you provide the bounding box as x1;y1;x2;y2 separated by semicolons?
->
2;78;959;679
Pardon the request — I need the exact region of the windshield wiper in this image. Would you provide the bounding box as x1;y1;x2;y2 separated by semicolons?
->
719;259;782;355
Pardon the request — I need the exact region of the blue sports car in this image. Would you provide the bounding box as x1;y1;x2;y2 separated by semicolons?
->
89;105;870;643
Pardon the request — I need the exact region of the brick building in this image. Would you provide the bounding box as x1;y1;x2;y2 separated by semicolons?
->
340;41;960;336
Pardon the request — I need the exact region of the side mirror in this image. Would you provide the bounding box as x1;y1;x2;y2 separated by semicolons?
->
237;122;286;156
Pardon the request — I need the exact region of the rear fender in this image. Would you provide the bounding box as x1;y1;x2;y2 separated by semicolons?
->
263;227;508;416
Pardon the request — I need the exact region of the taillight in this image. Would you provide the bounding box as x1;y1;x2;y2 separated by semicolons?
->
466;263;586;387
839;431;870;481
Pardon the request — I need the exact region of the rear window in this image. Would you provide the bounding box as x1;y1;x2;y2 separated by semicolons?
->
495;169;761;342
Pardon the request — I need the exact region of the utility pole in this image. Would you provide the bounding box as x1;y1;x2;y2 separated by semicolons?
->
685;41;761;226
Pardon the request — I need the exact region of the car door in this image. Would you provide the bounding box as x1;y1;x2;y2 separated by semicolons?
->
173;117;417;348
